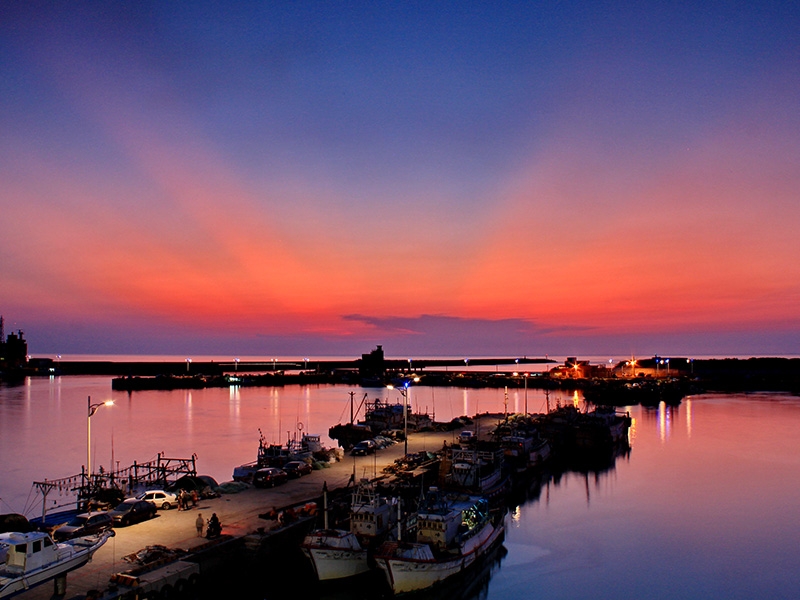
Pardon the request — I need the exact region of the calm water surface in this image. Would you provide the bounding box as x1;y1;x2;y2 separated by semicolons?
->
2;377;799;599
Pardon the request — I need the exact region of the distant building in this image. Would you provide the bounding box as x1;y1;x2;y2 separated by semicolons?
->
549;357;611;379
359;345;385;381
0;316;29;371
612;357;689;378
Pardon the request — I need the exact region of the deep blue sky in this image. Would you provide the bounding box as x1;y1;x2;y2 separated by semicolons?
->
2;2;799;358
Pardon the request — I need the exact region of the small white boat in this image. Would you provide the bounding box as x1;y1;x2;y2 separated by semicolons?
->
0;529;114;598
301;479;398;582
300;529;370;581
374;490;504;595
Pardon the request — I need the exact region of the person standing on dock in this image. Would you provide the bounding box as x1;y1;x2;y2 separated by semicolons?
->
196;513;204;537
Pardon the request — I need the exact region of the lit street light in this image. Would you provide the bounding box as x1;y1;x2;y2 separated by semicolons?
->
387;381;413;456
87;396;114;478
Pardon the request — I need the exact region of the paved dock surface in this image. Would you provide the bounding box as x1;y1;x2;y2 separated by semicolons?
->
17;428;465;600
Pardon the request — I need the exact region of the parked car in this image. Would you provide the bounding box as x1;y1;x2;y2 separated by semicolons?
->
137;490;179;510
282;461;313;478
373;435;394;448
351;440;377;456
459;430;476;444
53;512;113;541
253;467;288;488
108;499;158;526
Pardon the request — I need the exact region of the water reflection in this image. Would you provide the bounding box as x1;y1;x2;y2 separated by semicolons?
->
3;381;800;598
685;396;693;438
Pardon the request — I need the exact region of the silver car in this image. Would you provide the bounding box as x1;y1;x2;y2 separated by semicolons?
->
137;490;178;510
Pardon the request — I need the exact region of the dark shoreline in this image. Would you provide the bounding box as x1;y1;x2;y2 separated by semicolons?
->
4;357;799;400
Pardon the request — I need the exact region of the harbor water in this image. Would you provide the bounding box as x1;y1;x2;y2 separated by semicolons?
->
2;376;800;599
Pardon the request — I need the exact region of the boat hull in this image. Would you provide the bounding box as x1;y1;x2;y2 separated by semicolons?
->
375;520;504;595
0;551;90;598
301;546;370;581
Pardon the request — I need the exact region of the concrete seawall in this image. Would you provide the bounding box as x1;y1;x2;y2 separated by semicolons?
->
17;428;462;600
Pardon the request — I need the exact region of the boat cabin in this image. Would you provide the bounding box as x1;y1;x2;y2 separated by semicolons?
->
349;480;398;539
0;531;58;574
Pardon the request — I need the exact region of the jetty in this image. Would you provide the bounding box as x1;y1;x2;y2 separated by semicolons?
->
12;406;630;600
13;427;461;600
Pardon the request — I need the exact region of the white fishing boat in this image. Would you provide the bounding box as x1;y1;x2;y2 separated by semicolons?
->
301;479;398;581
0;529;114;598
374;490;504;595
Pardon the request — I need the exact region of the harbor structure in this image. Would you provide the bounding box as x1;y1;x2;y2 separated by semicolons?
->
0;316;28;374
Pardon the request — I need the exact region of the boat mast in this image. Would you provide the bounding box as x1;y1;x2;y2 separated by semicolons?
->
323;481;329;530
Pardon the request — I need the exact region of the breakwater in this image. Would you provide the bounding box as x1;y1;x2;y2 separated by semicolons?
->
38;356;552;377
103;358;800;408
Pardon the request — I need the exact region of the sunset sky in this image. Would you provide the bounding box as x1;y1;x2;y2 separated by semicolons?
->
2;2;798;358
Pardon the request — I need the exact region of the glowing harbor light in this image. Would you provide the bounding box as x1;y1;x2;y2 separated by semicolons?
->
387;380;413;456
87;396;114;476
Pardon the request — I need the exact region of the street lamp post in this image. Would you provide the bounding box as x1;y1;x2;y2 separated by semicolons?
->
387;382;411;456
87;396;114;478
524;373;529;415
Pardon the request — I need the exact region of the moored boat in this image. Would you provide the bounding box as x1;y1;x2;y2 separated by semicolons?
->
0;529;114;598
439;443;508;503
329;392;432;450
301;479;399;582
374;490;504;595
233;428;335;482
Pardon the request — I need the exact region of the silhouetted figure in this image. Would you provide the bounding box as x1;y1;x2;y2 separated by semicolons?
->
207;513;221;539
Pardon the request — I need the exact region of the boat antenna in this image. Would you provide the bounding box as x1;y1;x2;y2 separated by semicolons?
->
397;496;402;542
323;481;329;530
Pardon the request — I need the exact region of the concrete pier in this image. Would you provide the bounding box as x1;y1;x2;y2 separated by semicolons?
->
16;428;464;600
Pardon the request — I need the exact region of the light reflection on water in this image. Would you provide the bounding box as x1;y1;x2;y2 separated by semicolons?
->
2;379;800;599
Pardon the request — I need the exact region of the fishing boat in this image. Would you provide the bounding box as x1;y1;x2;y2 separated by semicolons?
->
0;529;114;598
233;428;333;482
329;392;432;450
301;479;399;582
439;443;508;503
491;413;553;474
374;489;504;595
499;431;551;472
